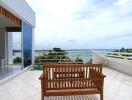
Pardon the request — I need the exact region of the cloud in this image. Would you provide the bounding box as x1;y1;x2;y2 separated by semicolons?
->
26;0;132;49
114;0;129;6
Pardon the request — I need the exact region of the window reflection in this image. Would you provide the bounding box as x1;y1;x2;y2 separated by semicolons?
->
22;22;32;67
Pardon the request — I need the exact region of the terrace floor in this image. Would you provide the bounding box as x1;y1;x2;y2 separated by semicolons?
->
0;67;132;100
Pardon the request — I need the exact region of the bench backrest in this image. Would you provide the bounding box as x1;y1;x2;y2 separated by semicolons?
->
43;63;103;90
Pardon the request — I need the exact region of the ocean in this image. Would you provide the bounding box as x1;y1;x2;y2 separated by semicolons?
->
35;49;115;62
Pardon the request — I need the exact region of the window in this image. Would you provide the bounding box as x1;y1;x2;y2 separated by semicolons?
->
22;22;32;67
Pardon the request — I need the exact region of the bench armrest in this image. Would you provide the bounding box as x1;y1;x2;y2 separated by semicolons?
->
101;74;106;78
39;73;48;80
39;73;44;80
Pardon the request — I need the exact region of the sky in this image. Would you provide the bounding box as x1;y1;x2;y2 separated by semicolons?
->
26;0;132;50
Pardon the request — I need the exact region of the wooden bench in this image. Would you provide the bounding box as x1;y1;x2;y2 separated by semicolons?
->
39;63;105;100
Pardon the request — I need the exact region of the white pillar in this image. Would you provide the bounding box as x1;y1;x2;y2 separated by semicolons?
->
7;32;13;64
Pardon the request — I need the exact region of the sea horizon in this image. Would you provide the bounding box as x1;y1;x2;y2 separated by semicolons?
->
35;48;116;51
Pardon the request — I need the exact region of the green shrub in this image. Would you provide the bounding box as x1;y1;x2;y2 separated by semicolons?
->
13;57;21;64
75;57;83;63
35;48;70;64
34;65;42;70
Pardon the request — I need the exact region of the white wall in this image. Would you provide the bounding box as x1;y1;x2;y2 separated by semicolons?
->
92;51;132;77
0;0;35;27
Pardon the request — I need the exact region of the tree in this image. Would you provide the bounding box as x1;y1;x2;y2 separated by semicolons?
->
113;48;132;53
13;57;21;64
75;56;83;64
35;48;71;64
120;47;125;52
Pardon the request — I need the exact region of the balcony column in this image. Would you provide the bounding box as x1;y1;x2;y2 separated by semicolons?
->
7;32;13;65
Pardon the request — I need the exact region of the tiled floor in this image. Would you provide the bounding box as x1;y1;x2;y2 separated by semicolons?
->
0;67;132;100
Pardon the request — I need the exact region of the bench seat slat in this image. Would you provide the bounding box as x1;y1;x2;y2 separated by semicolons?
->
46;88;100;96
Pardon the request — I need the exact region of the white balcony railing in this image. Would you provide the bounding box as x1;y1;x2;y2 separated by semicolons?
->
92;51;132;76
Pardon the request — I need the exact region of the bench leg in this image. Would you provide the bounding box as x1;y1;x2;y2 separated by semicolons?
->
41;88;44;100
41;95;44;100
100;93;103;100
40;80;44;100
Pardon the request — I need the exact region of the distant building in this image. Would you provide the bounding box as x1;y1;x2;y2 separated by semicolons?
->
0;0;35;69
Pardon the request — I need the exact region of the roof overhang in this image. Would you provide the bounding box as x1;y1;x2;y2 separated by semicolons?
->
0;6;21;28
0;0;35;27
